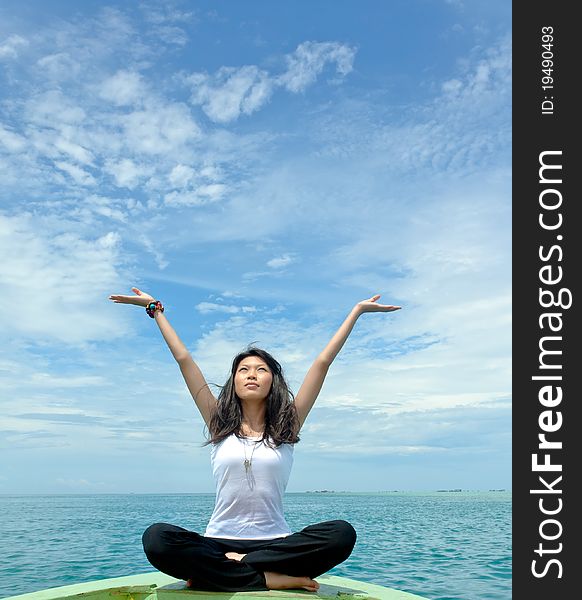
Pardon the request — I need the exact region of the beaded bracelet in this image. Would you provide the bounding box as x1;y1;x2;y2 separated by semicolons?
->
146;300;164;318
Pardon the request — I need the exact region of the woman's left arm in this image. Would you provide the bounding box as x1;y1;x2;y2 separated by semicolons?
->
294;295;401;428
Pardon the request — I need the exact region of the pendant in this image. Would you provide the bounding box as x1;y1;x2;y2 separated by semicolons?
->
244;459;251;472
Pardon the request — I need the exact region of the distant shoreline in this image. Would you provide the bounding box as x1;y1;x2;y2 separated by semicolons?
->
0;489;511;496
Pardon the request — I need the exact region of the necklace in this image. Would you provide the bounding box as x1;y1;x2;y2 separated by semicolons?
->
243;438;260;473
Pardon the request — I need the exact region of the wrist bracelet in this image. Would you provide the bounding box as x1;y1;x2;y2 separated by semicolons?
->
146;300;164;318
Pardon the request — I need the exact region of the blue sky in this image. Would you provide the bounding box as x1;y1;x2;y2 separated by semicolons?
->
0;1;511;494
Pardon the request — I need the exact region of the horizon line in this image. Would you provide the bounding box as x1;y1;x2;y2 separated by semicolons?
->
0;489;511;496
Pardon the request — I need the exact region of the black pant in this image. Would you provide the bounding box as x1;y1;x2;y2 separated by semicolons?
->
142;520;357;591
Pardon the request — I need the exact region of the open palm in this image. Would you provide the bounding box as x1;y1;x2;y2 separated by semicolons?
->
357;294;401;313
109;287;154;307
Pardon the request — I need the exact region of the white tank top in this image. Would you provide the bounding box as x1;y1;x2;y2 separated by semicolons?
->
204;433;294;539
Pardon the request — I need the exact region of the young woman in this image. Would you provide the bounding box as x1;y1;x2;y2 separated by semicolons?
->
109;288;400;592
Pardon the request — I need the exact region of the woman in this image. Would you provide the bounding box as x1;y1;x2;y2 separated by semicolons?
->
109;288;400;592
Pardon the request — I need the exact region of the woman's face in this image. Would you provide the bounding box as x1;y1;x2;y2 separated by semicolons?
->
234;356;273;403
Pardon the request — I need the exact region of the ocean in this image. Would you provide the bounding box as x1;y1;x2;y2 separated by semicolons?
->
0;492;511;599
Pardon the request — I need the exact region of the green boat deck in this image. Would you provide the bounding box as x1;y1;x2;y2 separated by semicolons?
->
3;572;428;600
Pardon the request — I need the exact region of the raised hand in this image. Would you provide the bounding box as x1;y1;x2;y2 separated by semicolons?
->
109;287;155;308
356;294;401;313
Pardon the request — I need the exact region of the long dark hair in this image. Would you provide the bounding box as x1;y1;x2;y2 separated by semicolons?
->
205;347;300;448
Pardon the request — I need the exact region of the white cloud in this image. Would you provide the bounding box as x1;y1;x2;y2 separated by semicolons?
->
54;161;96;186
0;213;128;344
186;41;356;123
188;65;274;123
105;158;149;189
99;70;147;106
278;41;356;92
121;102;201;154
140;3;195;47
196;302;240;314
441;34;511;100
0;124;27;152
26;90;87;125
141;3;195;26
28;373;109;388
138;233;169;270
98;231;121;248
169;164;196;187
196;302;257;315
310;35;510;177
164;183;227;206
0;34;28;59
442;78;463;93
154;26;189;46
36;52;81;81
70;194;129;223
267;254;296;269
196;183;227;201
53;138;94;165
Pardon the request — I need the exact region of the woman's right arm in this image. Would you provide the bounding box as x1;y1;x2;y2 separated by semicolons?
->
109;287;217;426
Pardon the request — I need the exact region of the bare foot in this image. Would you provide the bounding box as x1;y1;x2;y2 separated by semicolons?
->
225;551;247;561
264;571;319;592
186;579;194;588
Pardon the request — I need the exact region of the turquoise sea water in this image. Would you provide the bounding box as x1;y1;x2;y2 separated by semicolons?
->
0;492;511;600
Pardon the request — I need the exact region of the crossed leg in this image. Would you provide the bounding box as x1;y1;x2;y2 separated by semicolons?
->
144;520;356;592
220;552;320;591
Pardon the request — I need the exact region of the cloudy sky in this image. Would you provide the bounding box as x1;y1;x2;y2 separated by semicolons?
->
0;0;511;494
